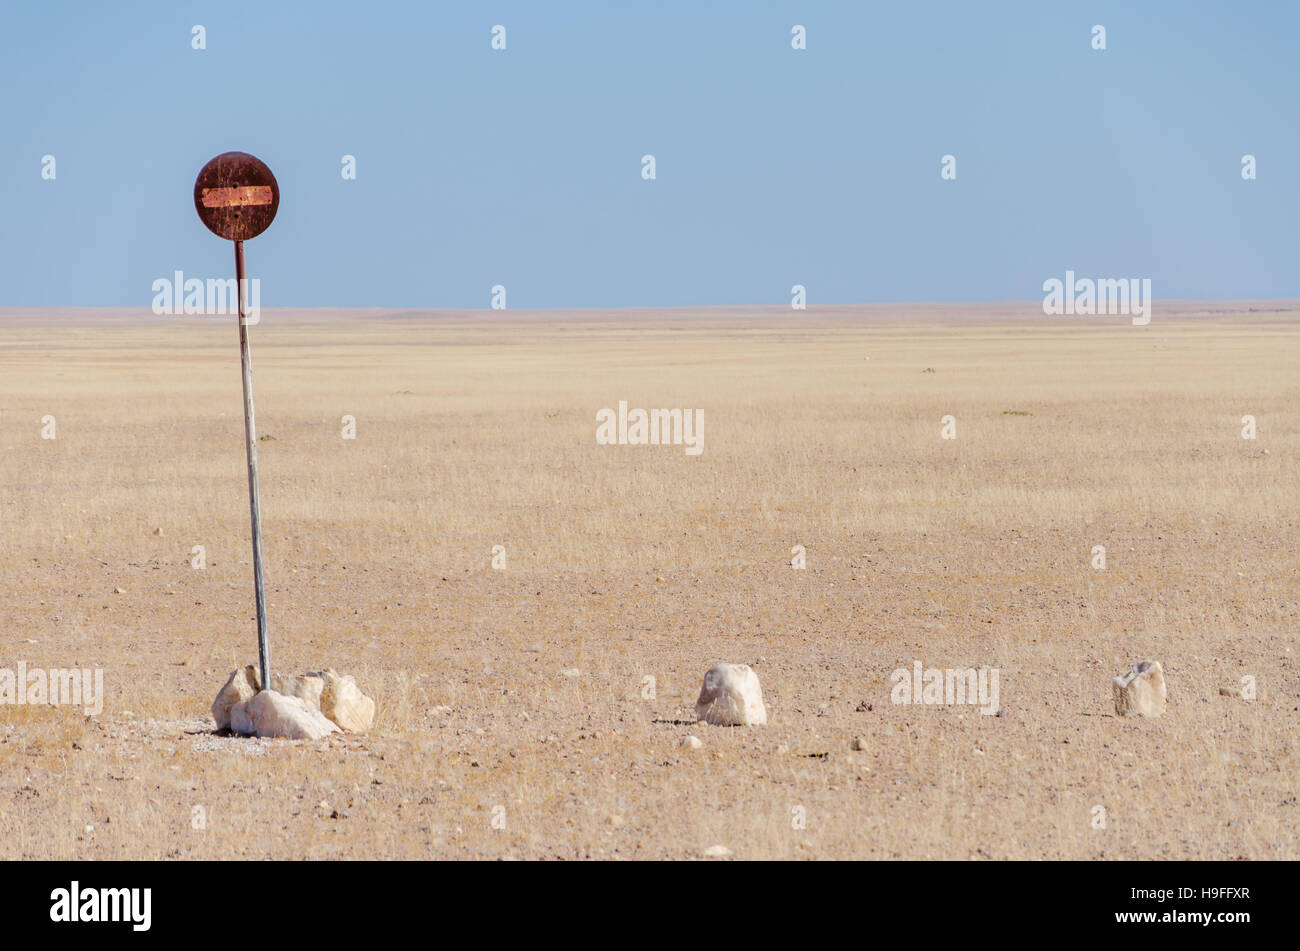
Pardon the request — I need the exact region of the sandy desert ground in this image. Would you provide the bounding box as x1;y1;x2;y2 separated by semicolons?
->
0;302;1296;860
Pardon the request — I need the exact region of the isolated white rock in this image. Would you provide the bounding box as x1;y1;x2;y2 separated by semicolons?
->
695;663;767;726
230;689;340;740
317;669;375;733
273;672;325;710
212;666;260;731
1113;660;1167;718
681;734;703;750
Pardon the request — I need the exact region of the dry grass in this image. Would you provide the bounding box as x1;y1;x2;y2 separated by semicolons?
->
0;302;1296;859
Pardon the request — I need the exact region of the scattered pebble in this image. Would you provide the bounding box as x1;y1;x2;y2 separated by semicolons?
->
681;735;703;750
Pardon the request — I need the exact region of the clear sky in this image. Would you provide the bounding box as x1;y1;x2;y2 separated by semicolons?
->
3;1;1297;308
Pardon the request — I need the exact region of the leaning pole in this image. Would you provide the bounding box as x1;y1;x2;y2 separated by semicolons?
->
193;151;281;692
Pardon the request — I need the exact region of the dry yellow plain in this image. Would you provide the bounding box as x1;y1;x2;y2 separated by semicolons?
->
0;302;1296;859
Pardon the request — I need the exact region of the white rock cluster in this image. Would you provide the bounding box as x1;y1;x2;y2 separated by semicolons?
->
213;666;376;739
694;663;767;726
1113;660;1167;718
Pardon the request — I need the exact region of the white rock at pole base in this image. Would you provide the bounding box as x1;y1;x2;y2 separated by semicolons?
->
212;665;260;731
1113;660;1167;718
317;669;376;733
230;690;341;740
273;673;325;711
695;663;767;726
230;689;341;740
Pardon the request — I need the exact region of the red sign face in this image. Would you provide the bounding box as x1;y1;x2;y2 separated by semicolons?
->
194;152;279;241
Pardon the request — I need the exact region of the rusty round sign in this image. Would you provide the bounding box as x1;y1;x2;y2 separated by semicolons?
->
194;151;279;241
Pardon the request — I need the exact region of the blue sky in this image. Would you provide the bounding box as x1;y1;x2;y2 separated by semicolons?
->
3;1;1297;308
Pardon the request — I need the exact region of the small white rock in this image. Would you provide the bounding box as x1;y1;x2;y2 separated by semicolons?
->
695;663;767;726
230;689;340;740
212;666;260;731
316;669;375;732
703;844;732;858
681;734;703;750
273;672;325;710
1113;660;1167;718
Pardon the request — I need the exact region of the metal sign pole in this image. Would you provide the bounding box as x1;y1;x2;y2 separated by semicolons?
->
235;239;272;692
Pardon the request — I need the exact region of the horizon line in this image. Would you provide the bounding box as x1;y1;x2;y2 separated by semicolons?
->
4;297;1300;314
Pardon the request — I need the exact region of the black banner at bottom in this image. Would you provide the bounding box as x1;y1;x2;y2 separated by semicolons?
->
0;860;1278;937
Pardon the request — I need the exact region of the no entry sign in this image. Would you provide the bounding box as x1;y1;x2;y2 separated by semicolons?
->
194;152;279;241
194;151;279;696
